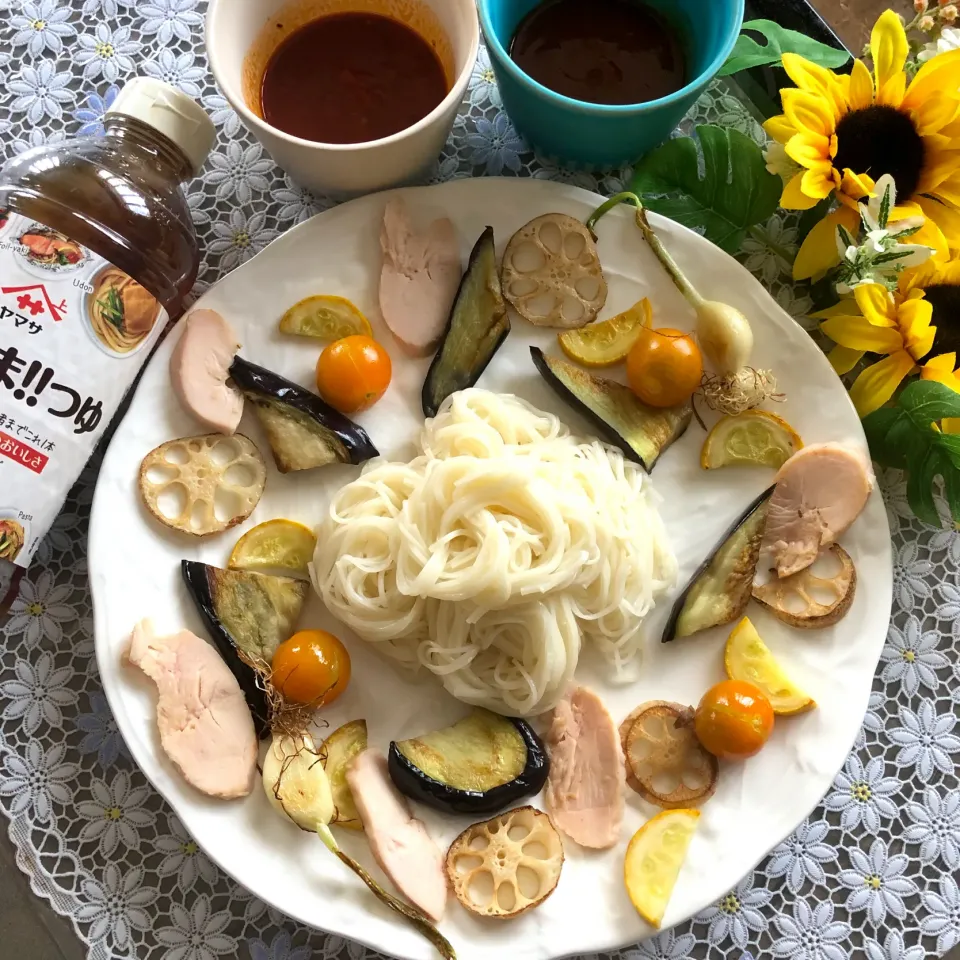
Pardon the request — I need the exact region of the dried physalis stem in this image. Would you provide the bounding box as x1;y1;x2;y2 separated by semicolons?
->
699;368;783;417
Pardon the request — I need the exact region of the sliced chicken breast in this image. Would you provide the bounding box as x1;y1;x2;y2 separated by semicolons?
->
346;749;447;922
760;442;874;579
545;686;625;850
379;198;461;357
169;309;244;435
126;619;257;799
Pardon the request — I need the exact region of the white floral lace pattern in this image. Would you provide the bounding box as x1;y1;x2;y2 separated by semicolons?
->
0;3;957;959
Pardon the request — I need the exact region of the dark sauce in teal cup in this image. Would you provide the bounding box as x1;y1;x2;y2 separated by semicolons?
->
477;0;744;170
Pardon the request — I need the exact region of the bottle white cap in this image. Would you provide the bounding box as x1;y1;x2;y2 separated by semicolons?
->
107;77;216;174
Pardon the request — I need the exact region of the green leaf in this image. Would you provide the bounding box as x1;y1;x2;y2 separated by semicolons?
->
719;19;851;76
861;380;960;526
630;125;782;253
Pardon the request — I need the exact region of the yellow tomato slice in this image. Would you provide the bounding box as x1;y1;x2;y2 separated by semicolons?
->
228;519;317;578
279;295;373;342
558;297;651;367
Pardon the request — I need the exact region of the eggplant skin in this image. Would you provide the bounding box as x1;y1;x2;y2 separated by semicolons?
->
181;559;270;738
422;227;511;418
388;717;549;816
530;347;691;472
229;356;378;470
661;487;774;643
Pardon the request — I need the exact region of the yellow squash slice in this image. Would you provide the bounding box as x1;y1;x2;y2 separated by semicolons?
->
557;298;651;367
724;617;816;715
701;410;802;469
279;295;373;342
228;519;317;579
624;809;700;928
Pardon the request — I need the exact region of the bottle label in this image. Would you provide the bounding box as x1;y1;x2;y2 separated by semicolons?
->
0;210;167;569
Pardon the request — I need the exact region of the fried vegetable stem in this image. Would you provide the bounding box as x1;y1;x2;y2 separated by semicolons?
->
316;825;457;960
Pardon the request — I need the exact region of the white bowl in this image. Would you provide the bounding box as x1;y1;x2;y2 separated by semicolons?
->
205;0;480;196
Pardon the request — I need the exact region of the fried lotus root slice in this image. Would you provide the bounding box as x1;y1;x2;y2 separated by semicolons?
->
139;434;266;537
445;805;564;920
620;701;719;809
752;544;857;629
501;213;608;329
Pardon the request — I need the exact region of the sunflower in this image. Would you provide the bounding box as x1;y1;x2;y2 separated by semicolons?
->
899;257;960;356
765;10;960;280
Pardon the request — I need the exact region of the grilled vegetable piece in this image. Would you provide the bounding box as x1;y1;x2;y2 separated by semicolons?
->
445;806;564;919
388;710;548;816
321;719;368;830
422;227;511;418
181;559;308;736
752;544;857;629
229;356;378;473
263;733;334;832
662;488;773;642
531;347;691;471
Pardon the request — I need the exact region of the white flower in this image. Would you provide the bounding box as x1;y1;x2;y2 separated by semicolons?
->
822;754;900;834
10;0;76;56
81;0;129;14
465;112;525;175
892;540;933;608
248;930;312;960
905;786;960;870
532;165;600;191
920;874;960;953
857;690;885;750
156;813;218;893
929;523;960;565
468;47;501;107
76;24;141;83
143;50;206;99
76;864;157;953
764;141;801;183
0;650;77;734
838;838;916;925
3;569;77;647
271;173;330;224
186;188;212;226
740;220;799;284
208;209;279;271
864;930;925;960
76;691;128;767
0;740;78;821
139;0;203;44
8;60;74;123
157;895;237;960
764;818;837;893
628;930;696;959
772;899;851;960
600;166;635;197
936;583;960;640
881;616;949;695
427;154;463;185
919;25;960;61
695;872;771;949
204;141;274;203
889;700;960;781
77;770;155;857
202;92;242;138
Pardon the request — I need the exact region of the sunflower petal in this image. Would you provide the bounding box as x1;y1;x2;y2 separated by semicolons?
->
821;315;904;353
876;70;907;108
916;195;960;253
849;351;917;416
871;10;909;105
785;133;833;169
899;297;936;359
839;168;875;202
829;345;865;375
782;88;837;138
801;166;839;200
903;49;960;112
909;91;960;138
763;115;796;144
847;59;874;111
915;144;960;194
793;208;858;278
921;353;960;391
781;171;822;211
943;418;960;433
854;283;897;327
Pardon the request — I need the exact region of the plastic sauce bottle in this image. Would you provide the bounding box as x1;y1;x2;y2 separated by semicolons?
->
0;78;215;617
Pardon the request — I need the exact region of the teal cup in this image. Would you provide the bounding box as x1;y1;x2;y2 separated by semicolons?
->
477;0;745;170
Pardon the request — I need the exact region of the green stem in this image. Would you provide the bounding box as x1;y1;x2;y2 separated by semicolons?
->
316;825;457;960
747;225;795;266
587;192;705;309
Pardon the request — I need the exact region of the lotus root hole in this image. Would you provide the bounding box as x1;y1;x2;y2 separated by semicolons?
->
454;854;484;874
575;275;602;301
779;592;810;614
650;770;681;795
466;870;495;907
496;882;517;913
630;738;654;761
214;487;243;523
639;713;668;739
145;464;179;486
156;484;188;521
523;290;560;319
163;445;189;465
810;583;841;606
809;549;843;578
507;277;540;300
538;220;563;254
681;766;709;789
188;441;202;454
507;822;531;842
522;840;548;860
223;462;257;487
516;865;542;900
563;231;586;260
468;834;489;851
190;500;211;531
560;294;586;324
210;439;237;466
509;240;547;274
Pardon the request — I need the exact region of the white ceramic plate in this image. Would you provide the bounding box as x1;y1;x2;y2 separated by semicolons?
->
90;178;892;960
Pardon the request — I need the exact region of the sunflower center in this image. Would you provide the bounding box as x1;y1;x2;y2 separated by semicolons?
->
833;105;925;201
923;283;960;355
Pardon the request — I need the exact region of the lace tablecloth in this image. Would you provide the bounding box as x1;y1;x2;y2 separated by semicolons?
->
1;3;958;959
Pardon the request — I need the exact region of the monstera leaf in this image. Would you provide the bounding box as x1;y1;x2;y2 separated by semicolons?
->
862;381;960;526
719;19;851;76
630;125;782;253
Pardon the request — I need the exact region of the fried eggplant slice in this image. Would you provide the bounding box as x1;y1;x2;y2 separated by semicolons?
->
229;356;378;473
422;227;511;418
662;488;773;642
531;347;691;471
